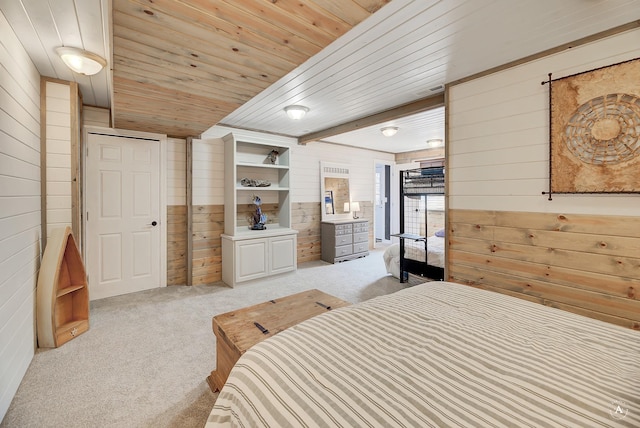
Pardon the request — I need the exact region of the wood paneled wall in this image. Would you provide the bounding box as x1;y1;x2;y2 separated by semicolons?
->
426;210;445;237
82;106;110;127
167;205;187;285
192;205;223;285
356;201;374;248
292;201;375;264
292;202;322;263
170;195;376;286
449;209;640;329
180;201;353;284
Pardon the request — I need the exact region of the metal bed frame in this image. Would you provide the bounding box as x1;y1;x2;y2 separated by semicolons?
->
396;166;445;282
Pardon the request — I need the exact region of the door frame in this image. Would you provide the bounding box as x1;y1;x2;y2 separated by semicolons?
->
82;126;168;291
372;159;393;248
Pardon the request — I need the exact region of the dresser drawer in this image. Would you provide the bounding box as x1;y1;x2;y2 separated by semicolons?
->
353;232;368;244
353;242;368;253
335;234;352;246
335;225;353;235
353;222;368;233
335;245;353;257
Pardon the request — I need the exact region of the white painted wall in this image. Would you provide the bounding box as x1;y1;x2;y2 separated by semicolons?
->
292;141;394;205
200;126;394;207
167;138;186;206
192;137;225;206
45;81;71;238
448;28;640;215
0;11;41;421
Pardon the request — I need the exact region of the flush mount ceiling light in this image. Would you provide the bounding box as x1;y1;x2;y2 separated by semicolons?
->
56;47;107;76
284;105;309;120
426;138;444;147
381;126;398;137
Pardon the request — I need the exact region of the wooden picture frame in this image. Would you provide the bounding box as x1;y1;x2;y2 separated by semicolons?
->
546;57;640;195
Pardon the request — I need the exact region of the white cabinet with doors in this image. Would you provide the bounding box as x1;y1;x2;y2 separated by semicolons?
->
221;133;297;287
222;231;297;285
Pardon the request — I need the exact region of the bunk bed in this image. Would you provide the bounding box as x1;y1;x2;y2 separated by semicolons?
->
384;166;445;281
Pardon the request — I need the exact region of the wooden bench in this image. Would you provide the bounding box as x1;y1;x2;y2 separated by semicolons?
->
207;289;350;392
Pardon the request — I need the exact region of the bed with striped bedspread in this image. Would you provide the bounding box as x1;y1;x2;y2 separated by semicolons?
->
206;281;639;427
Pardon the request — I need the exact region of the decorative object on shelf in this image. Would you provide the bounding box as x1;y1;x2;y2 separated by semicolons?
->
266;149;279;164
249;195;268;230
542;57;640;199
240;177;271;187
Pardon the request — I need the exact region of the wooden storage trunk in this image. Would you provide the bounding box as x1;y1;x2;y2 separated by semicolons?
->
207;289;350;392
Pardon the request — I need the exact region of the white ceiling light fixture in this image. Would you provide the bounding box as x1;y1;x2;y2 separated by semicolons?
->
284;105;309;120
426;138;444;148
381;126;398;137
56;47;107;76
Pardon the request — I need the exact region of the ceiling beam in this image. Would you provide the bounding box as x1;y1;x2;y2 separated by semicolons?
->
297;93;445;144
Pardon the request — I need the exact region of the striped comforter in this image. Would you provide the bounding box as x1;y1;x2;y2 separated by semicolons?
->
206;282;640;427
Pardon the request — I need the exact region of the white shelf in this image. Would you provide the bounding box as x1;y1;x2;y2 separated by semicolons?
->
237;161;288;169
222;133;297;287
236;185;290;191
225;226;298;240
224;134;292;235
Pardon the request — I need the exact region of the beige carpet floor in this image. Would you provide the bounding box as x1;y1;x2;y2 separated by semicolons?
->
1;247;427;428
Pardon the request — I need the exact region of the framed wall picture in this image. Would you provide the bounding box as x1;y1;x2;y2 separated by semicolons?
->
548;57;640;194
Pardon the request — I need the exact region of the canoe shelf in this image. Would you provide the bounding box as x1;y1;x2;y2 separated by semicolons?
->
37;226;89;348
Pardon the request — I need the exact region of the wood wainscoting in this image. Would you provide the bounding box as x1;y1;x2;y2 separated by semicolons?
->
449;209;640;329
291;202;375;264
167;205;187;285
192;205;224;285
292;202;322;263
356;201;374;248
169;202;374;285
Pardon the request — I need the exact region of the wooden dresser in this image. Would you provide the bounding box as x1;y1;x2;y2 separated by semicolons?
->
321;220;369;263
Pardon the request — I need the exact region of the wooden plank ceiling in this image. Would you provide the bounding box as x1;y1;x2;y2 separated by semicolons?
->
112;0;390;138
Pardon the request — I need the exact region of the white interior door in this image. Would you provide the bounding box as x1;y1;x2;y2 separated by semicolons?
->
86;132;163;300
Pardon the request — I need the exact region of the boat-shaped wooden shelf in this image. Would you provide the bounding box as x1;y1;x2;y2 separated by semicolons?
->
37;226;89;348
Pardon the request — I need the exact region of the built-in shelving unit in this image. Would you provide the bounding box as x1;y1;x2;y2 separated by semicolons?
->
36;226;89;348
221;133;297;287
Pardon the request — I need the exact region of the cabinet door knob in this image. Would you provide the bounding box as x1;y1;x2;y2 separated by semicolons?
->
149;221;158;226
